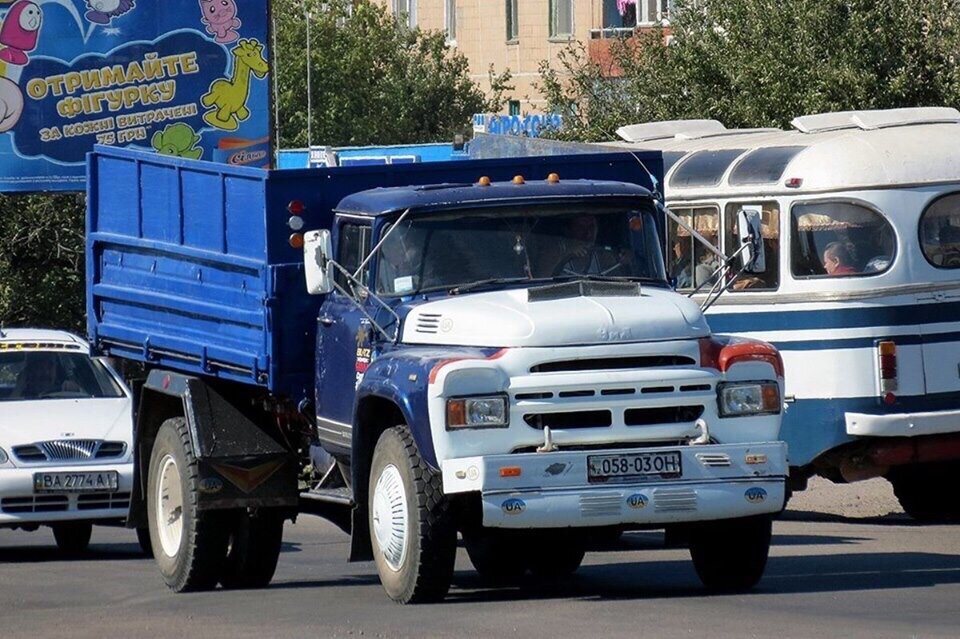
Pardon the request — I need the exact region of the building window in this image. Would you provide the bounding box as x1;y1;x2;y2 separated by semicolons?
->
602;0;670;28
549;0;574;38
508;100;521;116
445;0;457;42
506;0;519;41
393;0;416;28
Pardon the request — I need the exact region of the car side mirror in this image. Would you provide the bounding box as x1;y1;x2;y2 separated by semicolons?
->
304;229;335;295
737;206;766;273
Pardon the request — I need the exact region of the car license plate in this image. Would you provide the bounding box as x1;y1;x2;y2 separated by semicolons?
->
587;451;682;483
34;471;119;493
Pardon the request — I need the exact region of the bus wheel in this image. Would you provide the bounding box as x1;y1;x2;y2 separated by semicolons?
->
368;426;456;604
147;417;229;592
888;462;960;522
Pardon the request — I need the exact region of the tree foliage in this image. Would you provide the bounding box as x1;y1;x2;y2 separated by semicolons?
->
0;194;86;332
539;0;960;141
274;0;511;147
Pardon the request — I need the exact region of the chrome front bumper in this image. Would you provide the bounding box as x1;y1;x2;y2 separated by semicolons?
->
441;441;787;528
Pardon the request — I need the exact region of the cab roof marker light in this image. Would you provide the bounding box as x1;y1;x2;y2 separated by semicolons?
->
512;175;525;185
477;176;492;186
546;173;560;183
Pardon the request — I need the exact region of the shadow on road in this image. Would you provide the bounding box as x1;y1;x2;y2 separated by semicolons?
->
0;542;147;563
440;549;960;604
781;509;932;526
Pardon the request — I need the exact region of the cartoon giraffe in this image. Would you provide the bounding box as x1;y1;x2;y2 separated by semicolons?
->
201;39;267;132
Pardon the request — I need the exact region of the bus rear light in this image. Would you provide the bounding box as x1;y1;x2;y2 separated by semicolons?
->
877;341;898;393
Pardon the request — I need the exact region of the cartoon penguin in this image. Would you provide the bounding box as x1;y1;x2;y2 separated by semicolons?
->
0;1;42;66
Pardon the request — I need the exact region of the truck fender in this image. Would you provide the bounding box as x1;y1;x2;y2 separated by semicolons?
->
129;370;299;526
346;361;436;561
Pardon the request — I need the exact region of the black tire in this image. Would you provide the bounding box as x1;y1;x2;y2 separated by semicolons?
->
368;426;457;604
463;529;529;582
528;532;586;579
219;510;285;589
146;417;229;592
888;462;960;522
689;515;772;592
52;522;92;556
136;526;153;557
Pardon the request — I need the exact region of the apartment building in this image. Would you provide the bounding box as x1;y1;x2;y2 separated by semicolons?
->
381;0;671;112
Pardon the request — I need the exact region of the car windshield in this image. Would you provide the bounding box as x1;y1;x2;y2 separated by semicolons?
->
375;203;667;296
0;351;125;401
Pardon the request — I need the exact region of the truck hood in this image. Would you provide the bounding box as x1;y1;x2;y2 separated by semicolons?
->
402;285;710;347
0;397;133;448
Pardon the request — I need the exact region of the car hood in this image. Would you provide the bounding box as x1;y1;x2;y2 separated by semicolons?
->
402;285;710;347
0;397;133;448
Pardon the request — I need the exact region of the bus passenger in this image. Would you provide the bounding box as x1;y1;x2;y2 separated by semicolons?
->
822;241;857;276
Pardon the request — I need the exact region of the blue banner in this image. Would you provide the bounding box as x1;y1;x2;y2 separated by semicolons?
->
0;0;271;192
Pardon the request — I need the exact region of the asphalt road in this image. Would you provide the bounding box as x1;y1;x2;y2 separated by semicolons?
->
1;502;958;639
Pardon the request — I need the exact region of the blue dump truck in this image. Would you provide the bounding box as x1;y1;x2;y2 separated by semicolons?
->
87;147;789;603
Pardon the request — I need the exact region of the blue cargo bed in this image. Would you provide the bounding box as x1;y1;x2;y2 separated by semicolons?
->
86;146;661;402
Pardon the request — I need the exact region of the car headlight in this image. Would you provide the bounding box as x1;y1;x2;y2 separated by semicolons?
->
0;447;8;465
718;382;780;417
446;395;509;430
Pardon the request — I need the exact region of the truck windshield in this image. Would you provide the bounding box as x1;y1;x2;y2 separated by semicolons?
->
376;203;666;296
0;351;125;401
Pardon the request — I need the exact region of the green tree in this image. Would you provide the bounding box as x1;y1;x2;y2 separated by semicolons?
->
0;194;86;332
274;0;511;148
539;0;960;141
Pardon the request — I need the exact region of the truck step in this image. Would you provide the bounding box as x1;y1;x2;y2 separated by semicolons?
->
300;486;354;506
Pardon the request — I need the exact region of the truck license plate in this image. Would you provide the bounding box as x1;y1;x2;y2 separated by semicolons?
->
587;451;682;483
34;471;119;493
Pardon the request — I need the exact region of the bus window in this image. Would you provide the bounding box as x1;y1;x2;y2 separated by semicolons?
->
724;202;780;290
791;201;895;278
667;206;721;290
920;193;960;268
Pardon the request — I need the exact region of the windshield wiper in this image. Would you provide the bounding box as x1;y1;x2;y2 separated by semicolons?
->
448;276;533;295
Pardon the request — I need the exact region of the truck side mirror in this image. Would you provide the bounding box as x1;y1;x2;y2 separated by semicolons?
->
737;207;766;273
304;229;335;295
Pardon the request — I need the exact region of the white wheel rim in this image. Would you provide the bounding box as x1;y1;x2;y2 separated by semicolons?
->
371;464;409;572
156;454;184;558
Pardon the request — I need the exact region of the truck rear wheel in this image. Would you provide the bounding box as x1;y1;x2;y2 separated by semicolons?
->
368;426;456;604
52;522;92;556
147;417;229;592
888;462;960;522
689;515;772;592
219;509;285;589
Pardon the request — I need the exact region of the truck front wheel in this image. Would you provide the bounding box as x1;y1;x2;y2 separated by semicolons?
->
147;417;229;592
368;426;457;604
689;515;772;592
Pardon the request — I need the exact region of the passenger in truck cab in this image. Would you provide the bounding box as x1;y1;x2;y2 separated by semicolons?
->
377;225;421;295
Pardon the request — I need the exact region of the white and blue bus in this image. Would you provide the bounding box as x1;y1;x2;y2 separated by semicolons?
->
614;108;960;519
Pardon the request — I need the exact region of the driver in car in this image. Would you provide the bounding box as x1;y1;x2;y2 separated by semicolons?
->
13;353;65;399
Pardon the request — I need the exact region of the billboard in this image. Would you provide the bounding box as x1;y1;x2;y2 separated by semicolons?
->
0;0;271;192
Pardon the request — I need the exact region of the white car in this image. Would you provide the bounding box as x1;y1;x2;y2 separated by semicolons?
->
0;329;136;553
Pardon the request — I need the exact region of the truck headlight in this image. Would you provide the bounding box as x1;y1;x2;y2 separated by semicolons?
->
446;395;509;430
718;382;780;417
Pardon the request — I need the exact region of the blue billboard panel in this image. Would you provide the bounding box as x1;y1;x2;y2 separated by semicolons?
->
0;0;271;192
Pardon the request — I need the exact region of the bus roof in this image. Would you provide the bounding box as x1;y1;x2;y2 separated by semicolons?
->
606;108;960;196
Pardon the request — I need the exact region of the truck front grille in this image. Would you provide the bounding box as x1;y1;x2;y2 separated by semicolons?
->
531;355;696;373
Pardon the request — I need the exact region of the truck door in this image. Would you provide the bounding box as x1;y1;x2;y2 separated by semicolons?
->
316;219;373;452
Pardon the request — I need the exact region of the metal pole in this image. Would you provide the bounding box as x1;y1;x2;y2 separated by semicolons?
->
306;6;313;148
